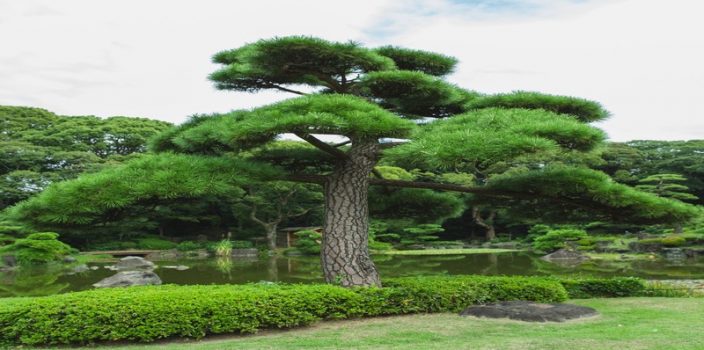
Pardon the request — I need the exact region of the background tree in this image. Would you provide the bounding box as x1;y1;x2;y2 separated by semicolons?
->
234;181;322;250
0;106;171;210
9;37;699;287
636;174;698;202
599;140;704;205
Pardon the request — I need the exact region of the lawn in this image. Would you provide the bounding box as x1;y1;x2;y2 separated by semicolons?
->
104;298;704;350
376;248;518;255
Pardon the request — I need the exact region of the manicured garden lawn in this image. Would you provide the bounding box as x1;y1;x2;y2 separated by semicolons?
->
377;248;518;255
108;298;704;350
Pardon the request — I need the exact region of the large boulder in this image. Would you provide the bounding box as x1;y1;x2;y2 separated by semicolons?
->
111;256;156;271
93;270;162;288
460;301;598;322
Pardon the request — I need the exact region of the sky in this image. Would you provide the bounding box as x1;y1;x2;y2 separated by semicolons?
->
1;0;703;141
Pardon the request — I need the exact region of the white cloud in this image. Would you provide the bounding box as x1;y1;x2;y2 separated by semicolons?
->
1;0;702;141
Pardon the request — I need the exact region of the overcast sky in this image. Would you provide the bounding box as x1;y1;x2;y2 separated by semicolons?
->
1;0;702;141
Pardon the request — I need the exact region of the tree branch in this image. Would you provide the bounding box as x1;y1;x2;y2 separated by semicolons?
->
295;133;349;160
249;203;269;227
332;140;351;148
267;84;307;96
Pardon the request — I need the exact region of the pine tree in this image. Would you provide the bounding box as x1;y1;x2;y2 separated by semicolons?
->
10;37;699;287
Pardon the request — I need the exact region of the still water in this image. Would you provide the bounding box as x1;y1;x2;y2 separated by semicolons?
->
2;252;704;298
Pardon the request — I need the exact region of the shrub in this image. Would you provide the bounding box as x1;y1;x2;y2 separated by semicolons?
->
638;235;687;247
212;239;233;257
524;224;551;243
0;276;569;345
292;230;322;255
175;241;202;251
86;241;137;251
135;237;177;250
559;277;645;298
231;240;254;249
0;232;72;265
532;228;588;253
661;235;686;247
400;224;444;247
383;275;568;312
369;240;393;251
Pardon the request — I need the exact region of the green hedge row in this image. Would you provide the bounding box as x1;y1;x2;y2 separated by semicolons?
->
0;275;643;346
558;277;645;299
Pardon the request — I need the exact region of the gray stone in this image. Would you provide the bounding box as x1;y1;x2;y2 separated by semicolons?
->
68;264;90;274
661;248;686;262
162;265;189;271
93;270;162;288
231;248;259;257
541;249;589;263
145;249;182;261
460;301;598;322
1;255;17;268
113;256;156;271
62;256;77;263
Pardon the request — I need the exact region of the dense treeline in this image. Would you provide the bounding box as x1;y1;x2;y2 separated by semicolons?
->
2;105;702;247
0;106;172;210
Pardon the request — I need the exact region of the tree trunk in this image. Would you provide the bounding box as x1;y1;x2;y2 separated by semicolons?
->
321;138;381;287
472;207;496;241
266;225;278;251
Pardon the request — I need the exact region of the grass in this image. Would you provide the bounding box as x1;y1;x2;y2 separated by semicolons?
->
89;298;704;350
585;252;659;261
75;253;114;264
376;248;518;255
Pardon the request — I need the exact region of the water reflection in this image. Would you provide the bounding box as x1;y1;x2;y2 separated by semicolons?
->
2;252;704;298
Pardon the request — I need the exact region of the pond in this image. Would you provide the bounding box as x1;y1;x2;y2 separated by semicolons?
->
2;252;704;298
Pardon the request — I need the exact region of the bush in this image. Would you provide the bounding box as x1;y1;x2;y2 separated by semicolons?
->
175;241;202;251
559;277;645;298
211;239;233;257
292;230;322;255
231;240;254;249
135;237;177;250
532;228;588;253
0;232;72;265
383;276;568;313
86;241;137;251
661;235;686;247
0;276;569;345
638;235;687;247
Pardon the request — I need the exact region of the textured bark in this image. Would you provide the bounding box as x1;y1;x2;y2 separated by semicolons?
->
472;207;497;241
265;225;278;251
321;138;381;287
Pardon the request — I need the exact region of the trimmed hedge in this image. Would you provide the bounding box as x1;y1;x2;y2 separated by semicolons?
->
559;277;646;298
0;275;648;346
384;276;568;312
0;276;566;346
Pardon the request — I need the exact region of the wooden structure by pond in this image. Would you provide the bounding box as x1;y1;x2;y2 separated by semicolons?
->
277;227;322;248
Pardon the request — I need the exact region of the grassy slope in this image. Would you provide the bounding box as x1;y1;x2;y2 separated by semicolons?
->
104;298;704;350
